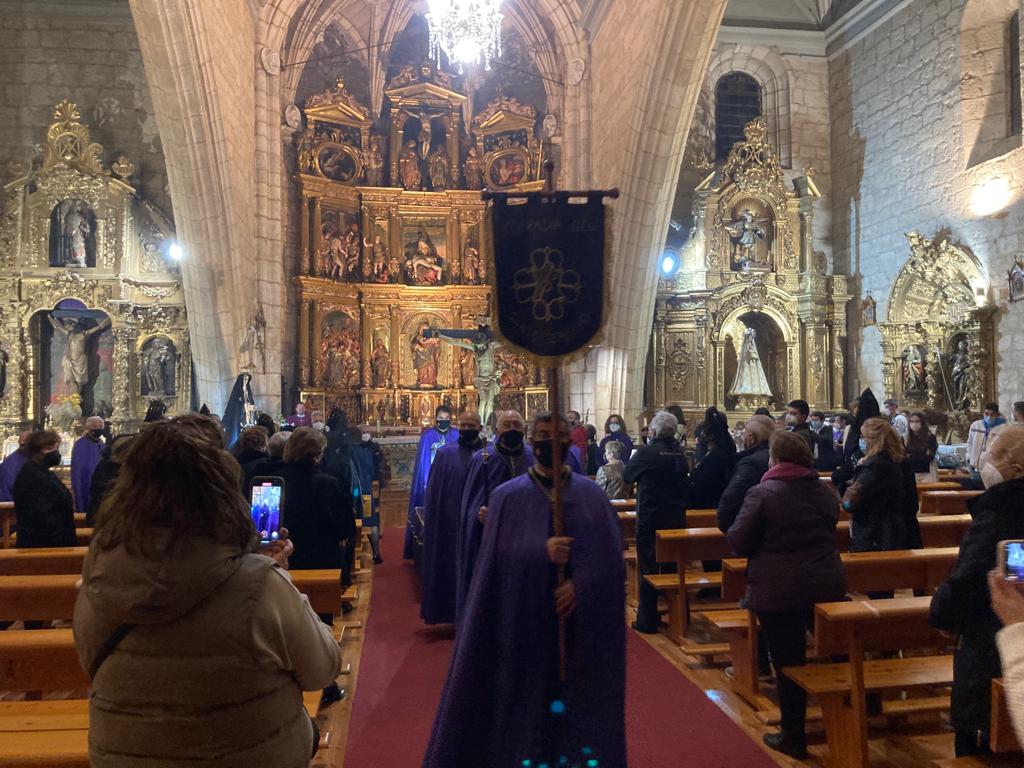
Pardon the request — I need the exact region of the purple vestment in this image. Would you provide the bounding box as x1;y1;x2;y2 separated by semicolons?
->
286;412;312;427
423;472;626;768
71;435;103;513
404;426;460;559
455;442;534;622
421;442;479;624
568;444;585;474
0;449;28;503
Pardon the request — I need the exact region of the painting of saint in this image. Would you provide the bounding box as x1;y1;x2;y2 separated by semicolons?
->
317;146;358;182
411;321;441;388
403;226;446;285
487;151;527;189
49;199;97;267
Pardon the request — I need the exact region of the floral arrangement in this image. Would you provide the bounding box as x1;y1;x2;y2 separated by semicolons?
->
45;394;82;434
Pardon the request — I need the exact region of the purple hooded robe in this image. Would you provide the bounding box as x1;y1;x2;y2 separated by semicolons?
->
71;435;103;513
0;449;28;503
423;471;626;768
421;441;480;625
405;426;460;559
455;441;534;622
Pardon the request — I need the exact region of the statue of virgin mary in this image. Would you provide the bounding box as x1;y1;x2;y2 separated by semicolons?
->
729;327;773;408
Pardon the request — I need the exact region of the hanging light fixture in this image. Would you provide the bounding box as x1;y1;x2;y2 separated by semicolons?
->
426;0;504;72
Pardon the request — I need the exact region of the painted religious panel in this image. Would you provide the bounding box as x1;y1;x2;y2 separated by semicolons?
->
401;222;447;286
319;310;361;389
485;146;529;189
315;143;362;183
318;206;361;280
49;199;97;267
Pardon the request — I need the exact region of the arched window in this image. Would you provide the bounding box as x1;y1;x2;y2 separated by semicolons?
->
715;72;762;161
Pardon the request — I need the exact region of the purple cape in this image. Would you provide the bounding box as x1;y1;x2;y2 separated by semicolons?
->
568;444;585;474
421;441;479;624
0;449;28;503
71;435;103;513
423;473;626;768
455;442;534;622
404;426;460;559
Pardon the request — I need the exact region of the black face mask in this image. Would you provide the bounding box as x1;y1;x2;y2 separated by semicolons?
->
89;429;104;440
43;450;61;468
458;429;481;446
437;419;451;432
499;429;524;451
533;439;571;469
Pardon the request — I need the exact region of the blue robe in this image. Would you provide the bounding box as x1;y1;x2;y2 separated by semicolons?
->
71;435;103;513
455;443;534;622
424;472;626;768
568;444;585;474
405;426;460;559
421;442;479;625
0;449;27;503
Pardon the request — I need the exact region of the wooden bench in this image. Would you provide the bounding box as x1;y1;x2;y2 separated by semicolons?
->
784;596;953;768
706;549;958;711
991;678;1022;754
915;481;965;507
9;528;92;547
921;490;984;516
0;547;87;576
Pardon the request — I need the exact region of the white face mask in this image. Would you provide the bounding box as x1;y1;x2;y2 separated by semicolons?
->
608;423;621;433
313;421;325;431
361;433;371;442
981;462;1005;489
785;414;798;426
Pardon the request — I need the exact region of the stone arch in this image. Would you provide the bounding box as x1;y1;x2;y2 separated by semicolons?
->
705;43;792;168
960;0;1021;167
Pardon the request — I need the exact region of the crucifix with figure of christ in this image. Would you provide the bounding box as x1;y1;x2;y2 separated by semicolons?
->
423;321;500;429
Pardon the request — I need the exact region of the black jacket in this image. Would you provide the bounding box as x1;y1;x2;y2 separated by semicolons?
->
688;445;735;509
815;426;838;470
717;442;770;533
727;466;846;613
12;461;75;548
236;448;269;491
84;458;119;525
622;436;689;530
275;462;355;571
790;422;816;454
906;433;939;474
843;453;908;552
930;478;1024;735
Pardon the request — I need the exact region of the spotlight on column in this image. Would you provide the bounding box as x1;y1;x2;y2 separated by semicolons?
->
168;242;184;261
660;249;679;276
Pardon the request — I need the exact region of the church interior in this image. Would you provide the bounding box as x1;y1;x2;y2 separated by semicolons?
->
4;0;1024;765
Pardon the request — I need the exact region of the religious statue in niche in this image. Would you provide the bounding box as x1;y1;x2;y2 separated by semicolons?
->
497;350;531;390
411;321;441;388
141;336;176;396
949;339;976;409
319;211;361;280
362;135;385;187
429;148;450;191
403;228;445;285
370;336;391;388
728;327;773;408
49;199;97;267
901;344;926;394
363;229;391;283
463;234;484;285
48;314;110;394
725;207;771;270
1009;259;1024;303
460;346;476;387
320;313;360;388
464;145;483;190
399;140;422;190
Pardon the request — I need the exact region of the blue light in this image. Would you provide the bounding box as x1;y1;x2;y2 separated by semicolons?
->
660;250;678;275
587;760;599;767
549;699;566;715
581;747;593;756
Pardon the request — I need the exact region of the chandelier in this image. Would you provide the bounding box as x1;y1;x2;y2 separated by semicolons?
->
426;0;504;72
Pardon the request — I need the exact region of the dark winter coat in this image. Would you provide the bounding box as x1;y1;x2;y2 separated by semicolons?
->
235;448;269;491
816;426;838;470
929;478;1024;736
717;442;770;533
906;432;939;474
12;460;75;548
688;445;736;509
274;462;355;571
622;435;689;531
843;453;908;552
84;458;120;525
727;462;846;613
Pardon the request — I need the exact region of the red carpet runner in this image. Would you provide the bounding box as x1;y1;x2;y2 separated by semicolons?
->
344;529;778;767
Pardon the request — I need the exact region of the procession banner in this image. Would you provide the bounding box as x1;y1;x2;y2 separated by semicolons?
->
488;193;607;364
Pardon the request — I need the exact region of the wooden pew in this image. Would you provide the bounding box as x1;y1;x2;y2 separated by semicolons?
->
73;513;86;528
921;490;984;516
706;549;958;711
618;508;717;542
9;528;92;547
0;502;15;549
0;547;87;576
784;596;953;768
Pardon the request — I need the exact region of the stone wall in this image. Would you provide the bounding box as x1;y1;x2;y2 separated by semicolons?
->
0;0;170;216
829;0;1024;407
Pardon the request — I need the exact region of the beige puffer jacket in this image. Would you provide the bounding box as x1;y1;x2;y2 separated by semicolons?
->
74;529;340;768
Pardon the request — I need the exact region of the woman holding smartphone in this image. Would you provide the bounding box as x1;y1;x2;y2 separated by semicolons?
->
74;418;341;767
930;425;1024;757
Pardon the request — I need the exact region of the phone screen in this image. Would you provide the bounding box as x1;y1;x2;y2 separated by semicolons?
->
1006;541;1024;581
250;480;283;546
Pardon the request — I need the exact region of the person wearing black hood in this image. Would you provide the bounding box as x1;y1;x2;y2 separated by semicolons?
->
832;388;880;496
689;406;737;509
321;407;353;498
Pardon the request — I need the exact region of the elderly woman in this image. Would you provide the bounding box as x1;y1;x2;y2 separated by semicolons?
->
623;410;690;633
930;425;1024;756
12;429;75;548
74;419;341;767
595;439;627;499
727;430;846;758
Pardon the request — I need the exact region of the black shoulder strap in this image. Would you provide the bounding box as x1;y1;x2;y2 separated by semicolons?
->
88;622;135;679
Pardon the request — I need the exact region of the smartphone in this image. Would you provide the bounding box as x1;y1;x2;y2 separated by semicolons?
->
999;540;1024;582
249;476;284;547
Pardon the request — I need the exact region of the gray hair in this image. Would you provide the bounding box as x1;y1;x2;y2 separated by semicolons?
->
267;430;291;459
649;410;678;439
604;440;625;459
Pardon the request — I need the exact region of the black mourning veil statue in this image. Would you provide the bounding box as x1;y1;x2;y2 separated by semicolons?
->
222;372;256;448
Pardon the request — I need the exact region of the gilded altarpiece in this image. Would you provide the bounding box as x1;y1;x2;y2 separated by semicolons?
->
0;102;187;433
651;118;850;415
879;232;995;418
295;76;548;425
